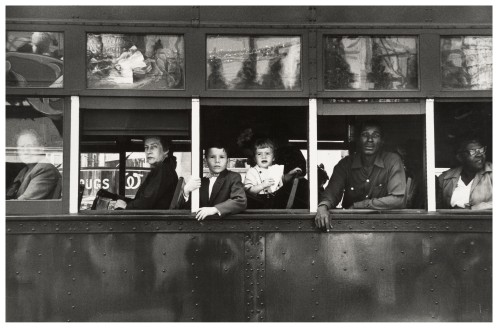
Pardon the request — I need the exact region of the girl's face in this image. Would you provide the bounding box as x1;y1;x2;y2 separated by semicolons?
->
206;147;228;174
255;147;274;169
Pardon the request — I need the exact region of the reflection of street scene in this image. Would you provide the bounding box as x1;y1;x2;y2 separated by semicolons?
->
441;36;492;90
207;36;301;90
324;37;418;90
6;31;64;88
87;34;184;89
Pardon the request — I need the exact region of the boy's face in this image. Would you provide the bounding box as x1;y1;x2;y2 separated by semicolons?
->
255;147;274;169
206;147;228;174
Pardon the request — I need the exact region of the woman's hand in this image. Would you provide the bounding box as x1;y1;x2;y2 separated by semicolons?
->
195;207;219;220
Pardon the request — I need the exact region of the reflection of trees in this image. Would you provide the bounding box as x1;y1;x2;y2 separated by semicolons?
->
232;37;260;89
324;38;356;89
207;56;227;89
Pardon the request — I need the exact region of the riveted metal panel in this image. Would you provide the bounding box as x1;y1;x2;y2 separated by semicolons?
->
6;232;246;322
265;232;491;321
244;233;266;322
6;217;491;234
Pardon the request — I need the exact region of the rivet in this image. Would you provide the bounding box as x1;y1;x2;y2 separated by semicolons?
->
380;268;384;271
435;301;439;305
195;276;198;279
156;227;160;230
445;226;449;230
141;270;144;273
192;290;195;293
195;303;199;306
312;315;315;319
86;228;89;231
19;224;23;227
124;270;127;273
430;261;433;265
179;227;183;230
434;275;438;278
463;268;466;271
73;251;76;254
15;272;19;275
72;306;76;309
282;269;286;272
162;269;166;272
163;252;166;255
282;252;286;255
224;268;228;272
343;268;347;271
38;271;41;274
394;226;398;229
67;292;71;295
430;288;434;292
56;228;59;231
132;227;136;231
102;270;105;273
311;260;315;265
103;253;106;256
191;317;194;321
72;277;76;281
311;288;315;292
109;227;113;231
38;253;42;256
7;229;11;232
360;221;364;224
68;264;72;268
315;301;319;305
31;228;35;231
315;275;318;278
484;268;488;271
401;250;404;254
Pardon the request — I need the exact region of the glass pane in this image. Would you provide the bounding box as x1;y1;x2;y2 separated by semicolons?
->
79;153;120;210
206;35;301;90
6;31;64;88
6;97;64;201
324;36;418;90
87;33;185;90
441;36;492;90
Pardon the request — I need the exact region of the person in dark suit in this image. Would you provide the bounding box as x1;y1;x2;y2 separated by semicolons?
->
180;142;247;220
114;136;178;210
6;129;61;200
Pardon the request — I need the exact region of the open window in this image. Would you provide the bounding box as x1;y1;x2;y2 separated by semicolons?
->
318;99;426;210
434;101;492;210
79;102;191;211
200;105;309;210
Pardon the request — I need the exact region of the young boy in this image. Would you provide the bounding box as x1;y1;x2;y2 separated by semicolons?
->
181;142;247;220
244;138;302;208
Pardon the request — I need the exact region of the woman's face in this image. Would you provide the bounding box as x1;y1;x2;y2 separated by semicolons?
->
206;147;228;174
255;147;274;169
144;137;168;166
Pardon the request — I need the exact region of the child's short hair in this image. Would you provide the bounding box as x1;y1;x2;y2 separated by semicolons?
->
204;140;228;158
253;138;276;154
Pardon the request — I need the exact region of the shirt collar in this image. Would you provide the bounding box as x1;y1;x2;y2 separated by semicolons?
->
351;152;385;169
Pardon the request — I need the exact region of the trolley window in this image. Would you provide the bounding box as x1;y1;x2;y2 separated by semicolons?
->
434;101;492;210
79;108;191;211
200;105;309;210
6;96;65;213
441;36;492;90
206;35;302;91
6;31;64;88
318;99;426;210
323;36;418;91
87;33;185;90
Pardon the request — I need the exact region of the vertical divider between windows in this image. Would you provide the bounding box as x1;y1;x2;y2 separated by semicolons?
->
191;97;200;212
425;98;436;211
70;96;80;214
309;98;318;212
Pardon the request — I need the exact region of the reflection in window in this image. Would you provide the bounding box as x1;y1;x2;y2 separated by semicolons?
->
435;102;492;210
441;36;492;90
6;31;64;88
87;33;185;90
324;36;418;90
6;97;63;201
206;35;301;90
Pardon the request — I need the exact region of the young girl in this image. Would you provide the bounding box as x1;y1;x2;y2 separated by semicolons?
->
244;138;302;208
